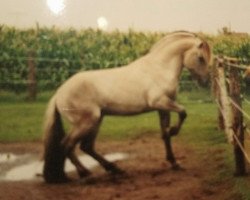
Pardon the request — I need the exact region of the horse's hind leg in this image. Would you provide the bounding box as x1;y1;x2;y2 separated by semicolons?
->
79;122;124;175
68;151;91;178
61;120;97;178
159;111;180;170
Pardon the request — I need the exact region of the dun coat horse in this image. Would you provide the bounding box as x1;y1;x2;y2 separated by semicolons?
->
43;31;211;183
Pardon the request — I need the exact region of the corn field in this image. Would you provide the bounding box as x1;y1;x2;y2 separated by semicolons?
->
0;25;249;93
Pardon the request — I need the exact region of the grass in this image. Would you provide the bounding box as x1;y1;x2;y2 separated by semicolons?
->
0;89;212;142
0;102;45;142
0;89;250;199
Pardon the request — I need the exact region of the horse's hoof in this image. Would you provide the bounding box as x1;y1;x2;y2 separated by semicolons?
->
169;126;179;136
111;167;126;175
45;175;71;184
105;163;123;174
78;170;92;178
234;171;247;177
107;165;126;176
110;169;128;179
171;163;184;171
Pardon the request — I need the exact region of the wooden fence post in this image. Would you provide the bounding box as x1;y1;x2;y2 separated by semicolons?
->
213;56;247;176
27;51;37;101
227;59;246;176
212;57;225;130
216;57;234;143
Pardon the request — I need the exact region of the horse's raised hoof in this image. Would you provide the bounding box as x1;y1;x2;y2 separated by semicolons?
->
169;126;179;136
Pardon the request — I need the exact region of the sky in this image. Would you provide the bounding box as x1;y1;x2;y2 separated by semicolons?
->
0;0;250;34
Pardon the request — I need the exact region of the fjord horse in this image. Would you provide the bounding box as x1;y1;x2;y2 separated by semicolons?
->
43;31;211;183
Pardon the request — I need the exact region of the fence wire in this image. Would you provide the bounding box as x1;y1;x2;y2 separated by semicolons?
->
214;56;250;166
0;56;84;64
215;81;250;165
229;98;250;122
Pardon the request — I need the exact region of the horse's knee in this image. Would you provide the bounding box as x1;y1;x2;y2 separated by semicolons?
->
180;110;187;121
162;126;179;137
169;126;180;136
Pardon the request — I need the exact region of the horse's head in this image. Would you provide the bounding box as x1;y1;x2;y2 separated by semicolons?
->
183;39;211;86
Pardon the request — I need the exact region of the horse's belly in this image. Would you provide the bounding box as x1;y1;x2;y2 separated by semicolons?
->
102;100;150;116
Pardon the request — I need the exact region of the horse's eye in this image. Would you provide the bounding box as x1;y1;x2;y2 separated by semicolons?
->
198;56;205;64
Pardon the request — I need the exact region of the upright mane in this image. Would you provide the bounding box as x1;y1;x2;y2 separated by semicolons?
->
150;31;197;53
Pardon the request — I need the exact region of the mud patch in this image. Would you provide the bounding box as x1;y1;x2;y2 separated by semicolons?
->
0;152;128;181
0;137;240;200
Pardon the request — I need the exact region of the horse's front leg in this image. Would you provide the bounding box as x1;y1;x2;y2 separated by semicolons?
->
159;111;180;170
169;109;187;136
151;95;187;136
159;98;187;136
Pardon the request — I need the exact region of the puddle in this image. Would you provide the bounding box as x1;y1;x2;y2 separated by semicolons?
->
0;152;128;181
0;153;19;163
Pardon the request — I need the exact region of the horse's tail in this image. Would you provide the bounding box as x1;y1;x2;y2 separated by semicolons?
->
43;95;67;183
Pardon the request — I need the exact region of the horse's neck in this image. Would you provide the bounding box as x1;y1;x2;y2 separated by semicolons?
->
159;55;183;92
153;38;195;62
148;38;196;80
144;52;184;83
136;39;196;98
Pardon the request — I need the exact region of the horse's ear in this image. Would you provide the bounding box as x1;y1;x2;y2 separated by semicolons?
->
198;42;204;49
198;41;211;61
198;41;210;51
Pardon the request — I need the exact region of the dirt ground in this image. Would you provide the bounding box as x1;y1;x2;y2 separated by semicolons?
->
0;135;240;200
